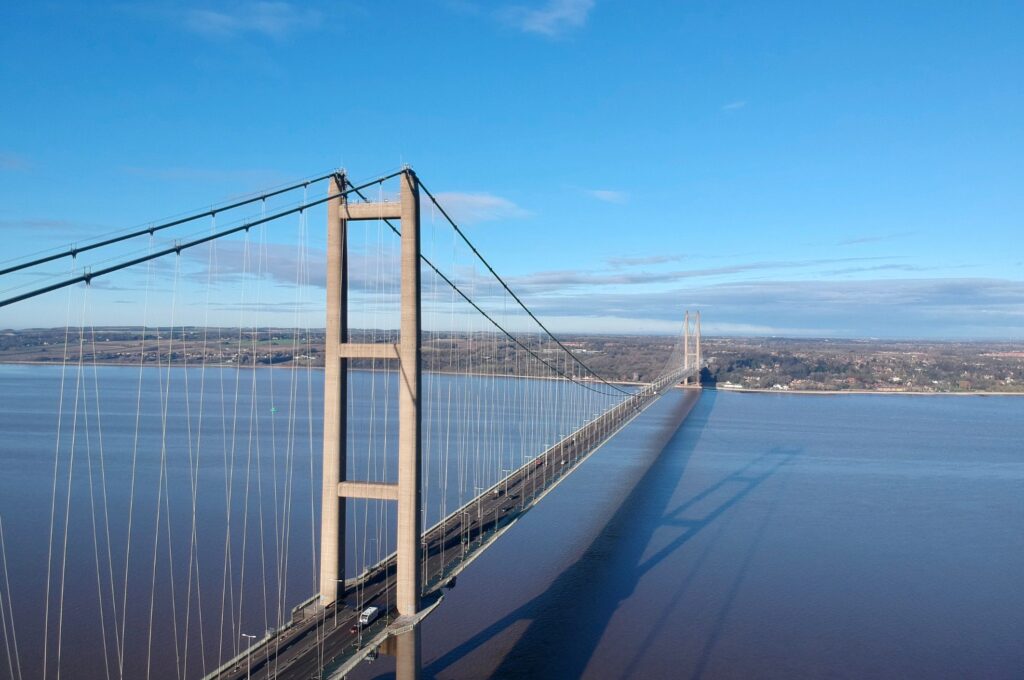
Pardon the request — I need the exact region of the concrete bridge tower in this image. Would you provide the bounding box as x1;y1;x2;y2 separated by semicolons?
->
319;169;423;676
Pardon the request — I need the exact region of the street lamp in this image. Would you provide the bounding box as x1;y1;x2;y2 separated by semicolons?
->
474;485;485;517
241;632;257;679
334;578;344;627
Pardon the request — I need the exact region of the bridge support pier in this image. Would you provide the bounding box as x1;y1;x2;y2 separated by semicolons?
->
395;627;422;680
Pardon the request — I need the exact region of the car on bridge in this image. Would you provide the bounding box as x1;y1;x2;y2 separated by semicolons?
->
358;606;380;627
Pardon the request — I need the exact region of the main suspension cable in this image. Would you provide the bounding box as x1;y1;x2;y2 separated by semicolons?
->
0;171;340;278
0;171;404;308
342;175;627;398
417;179;632;396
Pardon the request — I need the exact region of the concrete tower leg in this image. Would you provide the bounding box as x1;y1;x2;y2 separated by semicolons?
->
394;169;423;680
695;310;701;385
319;174;348;607
683;310;690;386
396;169;422;619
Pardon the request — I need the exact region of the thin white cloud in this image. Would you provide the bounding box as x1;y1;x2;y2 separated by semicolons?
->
721;100;747;111
182;240;328;287
508;256;900;294
183;2;322;40
432;192;531;223
180;239;416;295
836;231;915;246
503;0;595;36
607;254;686;268
822;263;977;276
521;277;1024;338
585;189;627;204
703;322;839;336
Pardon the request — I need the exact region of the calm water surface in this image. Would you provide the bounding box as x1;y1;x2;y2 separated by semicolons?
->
0;363;616;679
356;389;1024;679
2;365;1022;679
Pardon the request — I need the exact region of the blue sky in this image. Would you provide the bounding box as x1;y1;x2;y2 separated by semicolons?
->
1;1;1022;338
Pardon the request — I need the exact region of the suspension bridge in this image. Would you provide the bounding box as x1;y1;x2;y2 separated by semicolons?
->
0;168;702;680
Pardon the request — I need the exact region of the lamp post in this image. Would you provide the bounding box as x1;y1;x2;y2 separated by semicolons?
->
334;578;343;628
241;632;257;679
474;485;485;517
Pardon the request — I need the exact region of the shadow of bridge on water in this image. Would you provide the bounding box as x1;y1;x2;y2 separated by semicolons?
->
369;388;798;679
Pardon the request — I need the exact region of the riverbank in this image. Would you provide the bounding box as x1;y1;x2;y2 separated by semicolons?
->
712;385;1024;396
0;360;649;388
4;360;1021;395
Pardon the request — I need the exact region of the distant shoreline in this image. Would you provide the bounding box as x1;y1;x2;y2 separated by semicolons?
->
711;385;1024;397
0;360;647;388
2;360;1021;395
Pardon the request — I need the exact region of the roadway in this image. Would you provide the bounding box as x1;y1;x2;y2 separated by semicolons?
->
212;373;697;680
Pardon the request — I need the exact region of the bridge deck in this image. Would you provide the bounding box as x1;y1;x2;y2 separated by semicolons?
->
208;372;699;680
